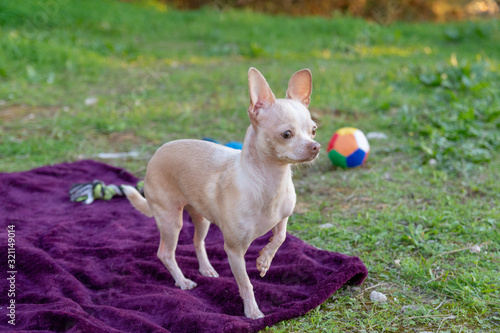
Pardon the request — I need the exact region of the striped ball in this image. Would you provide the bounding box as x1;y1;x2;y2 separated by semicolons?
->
327;127;370;168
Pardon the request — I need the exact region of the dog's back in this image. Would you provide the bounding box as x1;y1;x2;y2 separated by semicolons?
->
144;139;240;223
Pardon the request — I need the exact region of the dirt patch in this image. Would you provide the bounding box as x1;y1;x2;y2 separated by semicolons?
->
107;131;143;145
0;105;60;122
465;187;488;199
163;0;499;22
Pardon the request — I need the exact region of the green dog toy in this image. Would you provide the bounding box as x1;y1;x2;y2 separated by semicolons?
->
69;180;144;204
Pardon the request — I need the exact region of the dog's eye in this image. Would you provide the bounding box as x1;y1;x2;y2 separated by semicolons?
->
312;126;317;136
281;130;293;139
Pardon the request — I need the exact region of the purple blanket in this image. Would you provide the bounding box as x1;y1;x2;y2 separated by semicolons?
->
0;160;367;332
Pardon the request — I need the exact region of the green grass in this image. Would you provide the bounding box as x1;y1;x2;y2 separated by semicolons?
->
1;0;499;331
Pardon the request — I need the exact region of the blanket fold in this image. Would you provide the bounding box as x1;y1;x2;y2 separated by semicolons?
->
0;160;367;333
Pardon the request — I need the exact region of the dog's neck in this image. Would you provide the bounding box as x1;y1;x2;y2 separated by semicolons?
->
239;126;292;210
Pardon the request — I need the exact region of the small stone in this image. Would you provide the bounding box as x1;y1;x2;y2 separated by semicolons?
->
370;291;387;302
84;96;98;106
319;223;334;229
394;259;401;267
470;245;481;253
402;305;420;312
366;132;388;140
429;158;437;166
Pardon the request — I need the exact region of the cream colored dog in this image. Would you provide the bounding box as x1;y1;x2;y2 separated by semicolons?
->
122;67;320;319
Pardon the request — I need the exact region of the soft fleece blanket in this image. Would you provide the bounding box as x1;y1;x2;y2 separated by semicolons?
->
0;160;367;332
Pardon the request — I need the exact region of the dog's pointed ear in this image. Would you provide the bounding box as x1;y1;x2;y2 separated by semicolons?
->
286;69;312;107
248;67;276;124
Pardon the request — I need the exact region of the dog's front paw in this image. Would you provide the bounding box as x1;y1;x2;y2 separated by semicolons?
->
176;278;197;290
245;306;264;319
256;253;272;278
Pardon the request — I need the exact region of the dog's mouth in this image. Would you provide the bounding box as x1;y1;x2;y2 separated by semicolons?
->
287;151;320;164
303;151;320;163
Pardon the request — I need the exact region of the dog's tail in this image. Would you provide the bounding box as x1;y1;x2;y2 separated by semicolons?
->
121;185;154;217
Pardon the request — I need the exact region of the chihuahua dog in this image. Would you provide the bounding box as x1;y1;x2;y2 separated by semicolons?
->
122;68;320;319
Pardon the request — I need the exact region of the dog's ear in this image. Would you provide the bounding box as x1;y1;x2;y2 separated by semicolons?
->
286;69;312;107
248;68;276;125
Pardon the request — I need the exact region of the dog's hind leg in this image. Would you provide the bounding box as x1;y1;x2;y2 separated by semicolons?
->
185;205;219;278
154;204;197;290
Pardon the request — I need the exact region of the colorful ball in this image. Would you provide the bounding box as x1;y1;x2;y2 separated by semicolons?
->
327;127;370;168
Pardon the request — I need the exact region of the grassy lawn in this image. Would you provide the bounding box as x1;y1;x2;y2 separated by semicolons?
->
1;0;499;332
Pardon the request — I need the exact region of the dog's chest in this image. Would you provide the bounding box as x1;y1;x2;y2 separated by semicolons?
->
255;181;296;228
